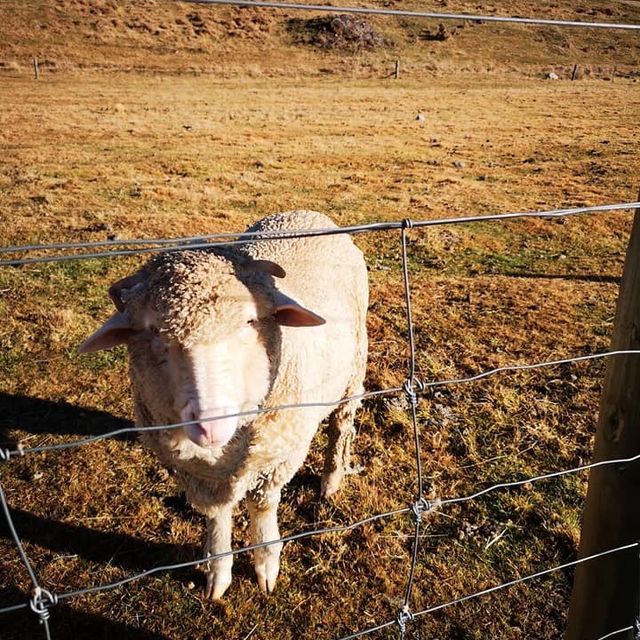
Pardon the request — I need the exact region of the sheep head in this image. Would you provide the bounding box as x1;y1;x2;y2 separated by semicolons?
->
79;250;325;448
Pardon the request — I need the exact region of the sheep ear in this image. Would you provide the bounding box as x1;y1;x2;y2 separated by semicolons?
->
109;271;147;312
247;260;286;279
78;312;134;353
273;293;325;327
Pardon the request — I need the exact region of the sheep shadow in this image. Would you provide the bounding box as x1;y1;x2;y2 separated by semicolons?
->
0;392;136;447
0;392;207;636
0;507;209;637
0;586;171;640
0;506;201;580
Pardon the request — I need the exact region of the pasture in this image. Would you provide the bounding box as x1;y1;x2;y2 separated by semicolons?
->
1;57;640;639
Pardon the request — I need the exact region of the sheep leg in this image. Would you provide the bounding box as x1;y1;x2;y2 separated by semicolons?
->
203;505;234;600
247;489;282;595
321;397;361;499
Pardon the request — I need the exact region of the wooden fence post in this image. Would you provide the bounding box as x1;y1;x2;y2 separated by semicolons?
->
394;59;400;79
565;202;640;640
33;57;39;80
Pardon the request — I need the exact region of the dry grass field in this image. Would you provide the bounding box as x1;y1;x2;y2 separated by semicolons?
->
2;2;640;639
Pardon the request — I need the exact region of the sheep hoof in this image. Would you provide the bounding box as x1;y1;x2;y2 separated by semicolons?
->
320;468;345;499
205;571;232;600
255;556;280;595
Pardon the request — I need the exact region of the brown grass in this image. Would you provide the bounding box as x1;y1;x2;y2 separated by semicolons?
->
2;3;640;639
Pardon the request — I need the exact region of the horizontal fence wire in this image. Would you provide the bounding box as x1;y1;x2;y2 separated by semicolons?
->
2;349;637;460
182;0;640;31
0;387;402;458
0;602;30;616
595;628;636;640
1;201;638;266
57;507;410;602
440;448;640;508
0;508;413;615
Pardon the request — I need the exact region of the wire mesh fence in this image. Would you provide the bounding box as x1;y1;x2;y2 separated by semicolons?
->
1;202;639;639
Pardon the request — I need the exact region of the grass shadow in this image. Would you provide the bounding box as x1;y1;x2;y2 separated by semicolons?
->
501;271;621;283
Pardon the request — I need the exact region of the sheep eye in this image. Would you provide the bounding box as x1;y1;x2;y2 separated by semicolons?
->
247;318;258;326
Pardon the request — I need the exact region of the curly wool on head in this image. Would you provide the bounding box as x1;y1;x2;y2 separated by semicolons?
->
142;251;273;346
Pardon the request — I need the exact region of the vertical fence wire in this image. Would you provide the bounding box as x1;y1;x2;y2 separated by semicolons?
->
398;220;425;636
635;542;640;640
0;481;54;639
182;0;640;31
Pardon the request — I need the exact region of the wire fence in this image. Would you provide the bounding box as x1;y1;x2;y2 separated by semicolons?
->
2;1;640;638
1;201;639;639
2;201;638;267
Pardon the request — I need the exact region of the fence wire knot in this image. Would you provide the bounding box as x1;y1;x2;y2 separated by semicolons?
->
401;218;414;230
29;587;57;624
396;605;414;637
403;377;424;408
0;444;23;464
411;496;433;524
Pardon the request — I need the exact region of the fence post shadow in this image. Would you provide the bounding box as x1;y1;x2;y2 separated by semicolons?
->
501;272;621;284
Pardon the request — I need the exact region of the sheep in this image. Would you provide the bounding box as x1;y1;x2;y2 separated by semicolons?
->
79;210;369;598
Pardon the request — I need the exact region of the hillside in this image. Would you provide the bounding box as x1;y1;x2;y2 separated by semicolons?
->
1;0;640;76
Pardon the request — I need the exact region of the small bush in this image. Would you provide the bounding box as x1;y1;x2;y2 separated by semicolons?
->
289;14;389;51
